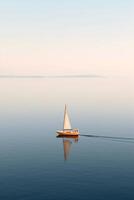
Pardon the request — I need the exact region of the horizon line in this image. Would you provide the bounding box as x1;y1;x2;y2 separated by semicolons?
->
0;74;106;79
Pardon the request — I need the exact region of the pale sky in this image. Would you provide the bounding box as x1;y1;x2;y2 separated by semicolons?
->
0;0;134;75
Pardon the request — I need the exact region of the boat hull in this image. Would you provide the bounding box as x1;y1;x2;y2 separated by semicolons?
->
57;129;79;136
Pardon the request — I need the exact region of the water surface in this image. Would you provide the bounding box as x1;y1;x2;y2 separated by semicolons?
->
0;76;134;200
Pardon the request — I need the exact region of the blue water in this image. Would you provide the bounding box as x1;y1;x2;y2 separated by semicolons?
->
0;77;134;200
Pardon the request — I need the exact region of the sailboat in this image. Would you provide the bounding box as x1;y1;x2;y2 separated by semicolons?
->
56;105;79;136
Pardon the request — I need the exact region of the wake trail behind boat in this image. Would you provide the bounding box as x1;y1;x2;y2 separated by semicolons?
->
80;134;134;141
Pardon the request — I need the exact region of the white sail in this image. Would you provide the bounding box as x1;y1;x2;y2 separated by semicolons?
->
63;105;72;130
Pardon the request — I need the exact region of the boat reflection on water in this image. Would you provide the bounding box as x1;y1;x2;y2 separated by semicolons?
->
57;135;79;160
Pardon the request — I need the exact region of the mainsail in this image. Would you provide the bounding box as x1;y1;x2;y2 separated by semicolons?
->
63;105;72;130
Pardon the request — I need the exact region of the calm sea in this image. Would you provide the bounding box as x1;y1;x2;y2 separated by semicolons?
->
0;76;134;200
